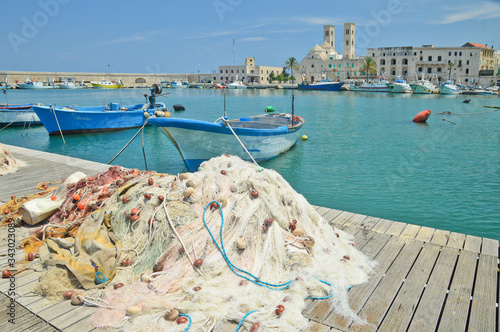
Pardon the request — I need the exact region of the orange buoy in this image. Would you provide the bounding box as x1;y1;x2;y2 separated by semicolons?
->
413;110;431;123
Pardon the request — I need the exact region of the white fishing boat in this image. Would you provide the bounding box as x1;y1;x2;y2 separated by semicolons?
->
387;78;412;93
170;81;187;88
439;81;461;95
409;74;438;94
91;78;124;89
349;77;389;92
226;81;248;89
18;77;55;89
58;80;86;89
148;95;304;171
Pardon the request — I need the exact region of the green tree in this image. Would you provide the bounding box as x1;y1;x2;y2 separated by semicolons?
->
359;57;377;79
447;61;455;80
268;72;276;83
284;57;299;83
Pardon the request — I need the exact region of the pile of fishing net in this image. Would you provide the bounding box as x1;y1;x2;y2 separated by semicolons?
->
84;156;376;331
0;143;25;175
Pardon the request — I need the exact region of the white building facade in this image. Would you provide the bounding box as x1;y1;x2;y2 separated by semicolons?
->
214;57;284;84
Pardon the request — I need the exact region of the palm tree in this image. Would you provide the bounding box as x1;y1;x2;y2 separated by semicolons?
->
284;57;299;83
447;61;455;80
359;57;377;79
268;72;276;83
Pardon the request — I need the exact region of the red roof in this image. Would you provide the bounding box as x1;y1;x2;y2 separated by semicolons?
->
462;42;487;48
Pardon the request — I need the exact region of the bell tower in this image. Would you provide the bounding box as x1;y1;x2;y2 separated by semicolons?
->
324;25;335;50
344;23;355;59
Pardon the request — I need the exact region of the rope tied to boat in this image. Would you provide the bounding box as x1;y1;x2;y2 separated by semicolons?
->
50;104;67;144
218;117;259;168
107;117;150;165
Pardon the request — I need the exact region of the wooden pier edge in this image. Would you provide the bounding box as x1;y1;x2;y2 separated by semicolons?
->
0;144;498;331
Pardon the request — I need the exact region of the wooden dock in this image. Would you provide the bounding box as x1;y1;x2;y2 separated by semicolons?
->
0;144;498;331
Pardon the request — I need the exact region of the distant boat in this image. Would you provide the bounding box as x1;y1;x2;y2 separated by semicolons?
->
439;81;461;95
0;103;41;126
226;81;248;89
170;81;187;88
387;78;412;93
33;85;168;135
409;74;438;94
298;79;343;91
58;80;86;89
18;77;55;89
349;77;390;92
91;78;124;89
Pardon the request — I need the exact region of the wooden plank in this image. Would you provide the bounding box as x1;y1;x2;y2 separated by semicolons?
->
367;219;392;234
347;240;424;332
480;238;498;256
430;229;450;246
38;299;78;322
343;214;367;228
384;221;406;236
407;246;460;332
63;315;96;332
357;216;380;231
331;211;355;227
467;254;497;331
315;206;330;217
50;305;96;330
302;320;333;332
463;235;481;253
447;232;465;249
322;234;404;330
414;226;435;242
437;250;478;332
21;320;58;332
399;224;420;239
378;243;441;331
322;209;343;224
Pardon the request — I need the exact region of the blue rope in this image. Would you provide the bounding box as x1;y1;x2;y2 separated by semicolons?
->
202;201;293;290
234;310;258;332
178;313;192;331
306;280;353;300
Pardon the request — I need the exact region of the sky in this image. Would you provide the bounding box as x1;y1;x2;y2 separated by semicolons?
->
1;0;499;74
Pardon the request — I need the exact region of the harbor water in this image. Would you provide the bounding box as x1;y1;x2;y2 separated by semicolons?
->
1;88;499;240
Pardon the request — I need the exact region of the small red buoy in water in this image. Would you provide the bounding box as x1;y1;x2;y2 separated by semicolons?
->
413;110;431;123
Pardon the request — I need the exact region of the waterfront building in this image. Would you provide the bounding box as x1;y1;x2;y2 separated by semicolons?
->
213;57;284;84
299;23;365;83
367;43;498;86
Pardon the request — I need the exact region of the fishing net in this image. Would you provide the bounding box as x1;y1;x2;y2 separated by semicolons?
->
0;143;25;175
82;155;377;331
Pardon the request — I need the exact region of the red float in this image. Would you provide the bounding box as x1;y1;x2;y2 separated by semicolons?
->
413;110;431;123
275;304;285;315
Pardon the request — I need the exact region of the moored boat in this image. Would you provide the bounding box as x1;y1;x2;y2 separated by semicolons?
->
18;77;55;89
439;81;461;95
226;81;248;89
90;78;124;89
170;81;187;88
387;78;412;93
0;103;41;126
58;80;86;89
33;85;168;135
349;77;389;92
298;79;343;91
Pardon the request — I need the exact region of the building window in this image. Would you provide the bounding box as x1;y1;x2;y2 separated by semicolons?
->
328;64;332;68
347;63;349;66
393;53;395;56
454;52;457;56
372;53;375;57
427;68;432;73
225;70;228;73
346;29;349;34
346;40;349;46
383;53;386;56
449;52;451;56
226;77;228;80
220;70;223;73
403;58;408;65
237;70;239;73
438;56;442;61
352;41;354;45
418;67;423;72
333;64;335;68
459;52;462;56
231;70;233;73
414;52;416;55
311;64;314;68
465;79;468;82
391;59;396;65
428;56;432;61
339;64;341;68
392;70;396;75
242;70;245;73
420;57;423;61
459;60;462;67
380;59;386;65
220;77;223;80
329;57;333;60
325;31;329;36
437;68;442;72
352;64;354;67
466;69;469;74
466;60;469;65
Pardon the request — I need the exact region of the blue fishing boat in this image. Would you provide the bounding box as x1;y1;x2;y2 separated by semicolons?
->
298;79;343;91
33;85;169;135
148;95;305;171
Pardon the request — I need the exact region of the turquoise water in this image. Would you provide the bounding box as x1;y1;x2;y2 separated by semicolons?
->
1;88;499;240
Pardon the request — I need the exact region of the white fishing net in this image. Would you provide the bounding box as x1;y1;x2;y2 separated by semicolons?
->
0;143;25;175
87;155;376;331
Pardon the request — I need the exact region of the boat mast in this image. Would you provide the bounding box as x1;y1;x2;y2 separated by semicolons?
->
291;93;295;125
223;89;227;117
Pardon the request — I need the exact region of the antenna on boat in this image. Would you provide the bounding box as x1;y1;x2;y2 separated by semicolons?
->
291;93;295;125
223;89;227;117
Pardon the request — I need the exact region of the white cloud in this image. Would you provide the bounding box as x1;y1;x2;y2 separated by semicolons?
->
241;37;266;42
436;1;500;24
294;16;343;25
94;35;146;46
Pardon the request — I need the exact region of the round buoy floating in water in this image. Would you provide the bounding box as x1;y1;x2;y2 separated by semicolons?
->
413;110;431;123
265;106;275;113
302;135;308;140
173;104;185;111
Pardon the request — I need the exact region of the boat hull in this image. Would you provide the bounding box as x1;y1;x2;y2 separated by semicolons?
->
0;108;41;126
439;85;461;95
32;104;153;135
409;84;437;94
91;83;123;89
297;82;343;91
149;116;304;171
17;84;54;89
387;83;412;93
